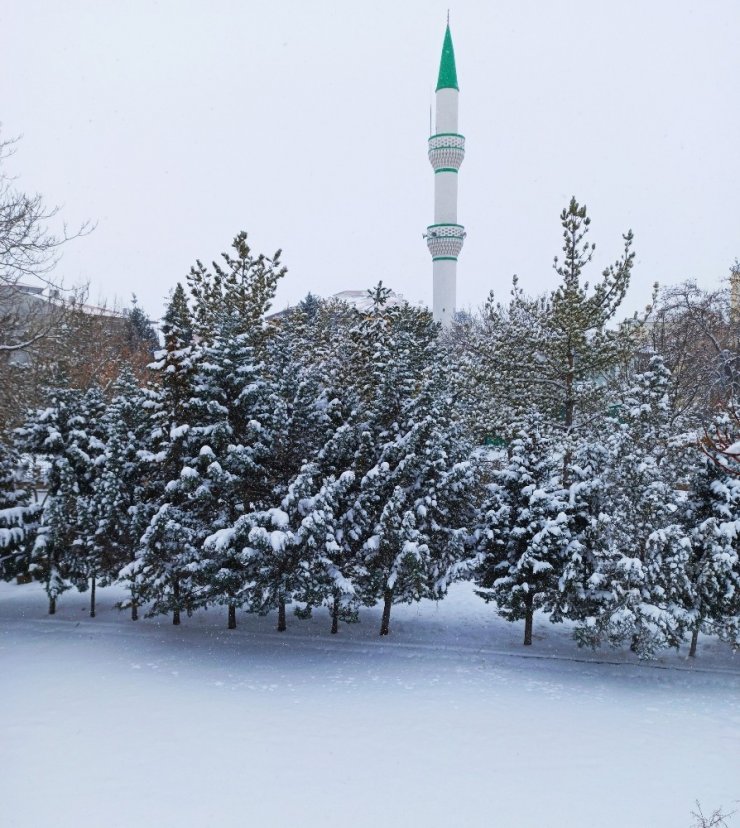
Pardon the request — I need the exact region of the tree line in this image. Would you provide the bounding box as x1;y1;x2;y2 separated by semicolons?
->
1;203;738;659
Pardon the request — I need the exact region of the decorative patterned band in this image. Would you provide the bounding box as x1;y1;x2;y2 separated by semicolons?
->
424;224;466;259
428;133;465;172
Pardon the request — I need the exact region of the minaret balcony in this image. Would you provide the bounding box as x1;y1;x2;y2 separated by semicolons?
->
424;223;466;259
428;133;465;172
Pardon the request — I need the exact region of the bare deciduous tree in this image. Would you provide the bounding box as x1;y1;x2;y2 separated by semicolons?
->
691;800;736;827
0;129;94;431
701;401;740;477
0;130;91;293
649;277;740;419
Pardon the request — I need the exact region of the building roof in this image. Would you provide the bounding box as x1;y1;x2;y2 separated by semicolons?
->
331;289;408;312
266;289;412;321
0;283;126;318
436;24;459;92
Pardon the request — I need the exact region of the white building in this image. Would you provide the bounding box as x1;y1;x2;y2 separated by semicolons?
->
424;22;465;326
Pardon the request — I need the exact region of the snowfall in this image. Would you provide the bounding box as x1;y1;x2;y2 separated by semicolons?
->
1;581;738;828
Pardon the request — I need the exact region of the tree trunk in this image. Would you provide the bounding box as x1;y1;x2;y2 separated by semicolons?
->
228;603;236;630
689;626;700;658
523;592;534;646
90;573;96;618
131;601;138;621
172;577;181;625
562;344;575;486
277;597;287;632
380;589;393;636
331;596;339;634
48;595;56;615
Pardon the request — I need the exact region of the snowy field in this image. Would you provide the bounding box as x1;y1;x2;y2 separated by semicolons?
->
1;580;738;828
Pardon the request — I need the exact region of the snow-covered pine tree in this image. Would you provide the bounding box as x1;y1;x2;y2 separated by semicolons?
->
293;465;359;633
551;428;618;627
578;355;692;658
0;441;40;582
175;309;272;627
249;299;353;631
221;466;356;635
403;356;479;602
86;368;152;619
280;358;373;634
71;385;109;616
171;235;289;628
682;448;740;656
347;287;477;634
136;283;201;625
474;413;571;645
15;385;105;613
292;297;373;633
202;294;356;631
455;198;642;457
348;286;430;634
186;230;285;339
125;294;160;357
362;346;478;635
302;419;373;633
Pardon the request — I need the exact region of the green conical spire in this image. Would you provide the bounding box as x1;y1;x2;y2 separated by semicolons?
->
436;24;459;92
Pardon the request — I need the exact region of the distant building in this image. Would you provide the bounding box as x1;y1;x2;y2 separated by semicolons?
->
0;282;125;367
267;288;414;321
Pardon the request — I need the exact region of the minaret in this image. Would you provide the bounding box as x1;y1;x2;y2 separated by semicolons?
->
731;262;740;324
425;21;465;326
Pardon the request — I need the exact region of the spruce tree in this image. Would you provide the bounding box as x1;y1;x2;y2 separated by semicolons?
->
175;235;287;627
87;369;152;619
349;288;474;634
360;350;477;635
136;283;200;624
683;450;740;656
578;356;691;658
72;385;108;616
16;386;105;613
551;428;618;627
0;442;40;582
474;413;571;645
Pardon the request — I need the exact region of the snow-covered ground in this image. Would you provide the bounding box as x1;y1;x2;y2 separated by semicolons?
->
1;580;738;828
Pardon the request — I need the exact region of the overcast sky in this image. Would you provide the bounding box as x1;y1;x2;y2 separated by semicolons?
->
1;0;738;320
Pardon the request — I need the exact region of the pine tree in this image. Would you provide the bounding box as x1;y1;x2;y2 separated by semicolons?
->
136;284;201;624
349;289;475;634
292;298;372;633
186;230;285;340
683;450;740;655
86;369;152;619
171;235;288;628
361;354;478;635
125;294;160;356
551;429;618;627
474;413;571;645
201;295;355;631
455;197;642;456
15;386;105;613
72;385;108;616
578;355;692;658
0;441;40;582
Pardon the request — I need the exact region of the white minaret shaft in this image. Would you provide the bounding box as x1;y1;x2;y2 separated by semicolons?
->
425;24;465;326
